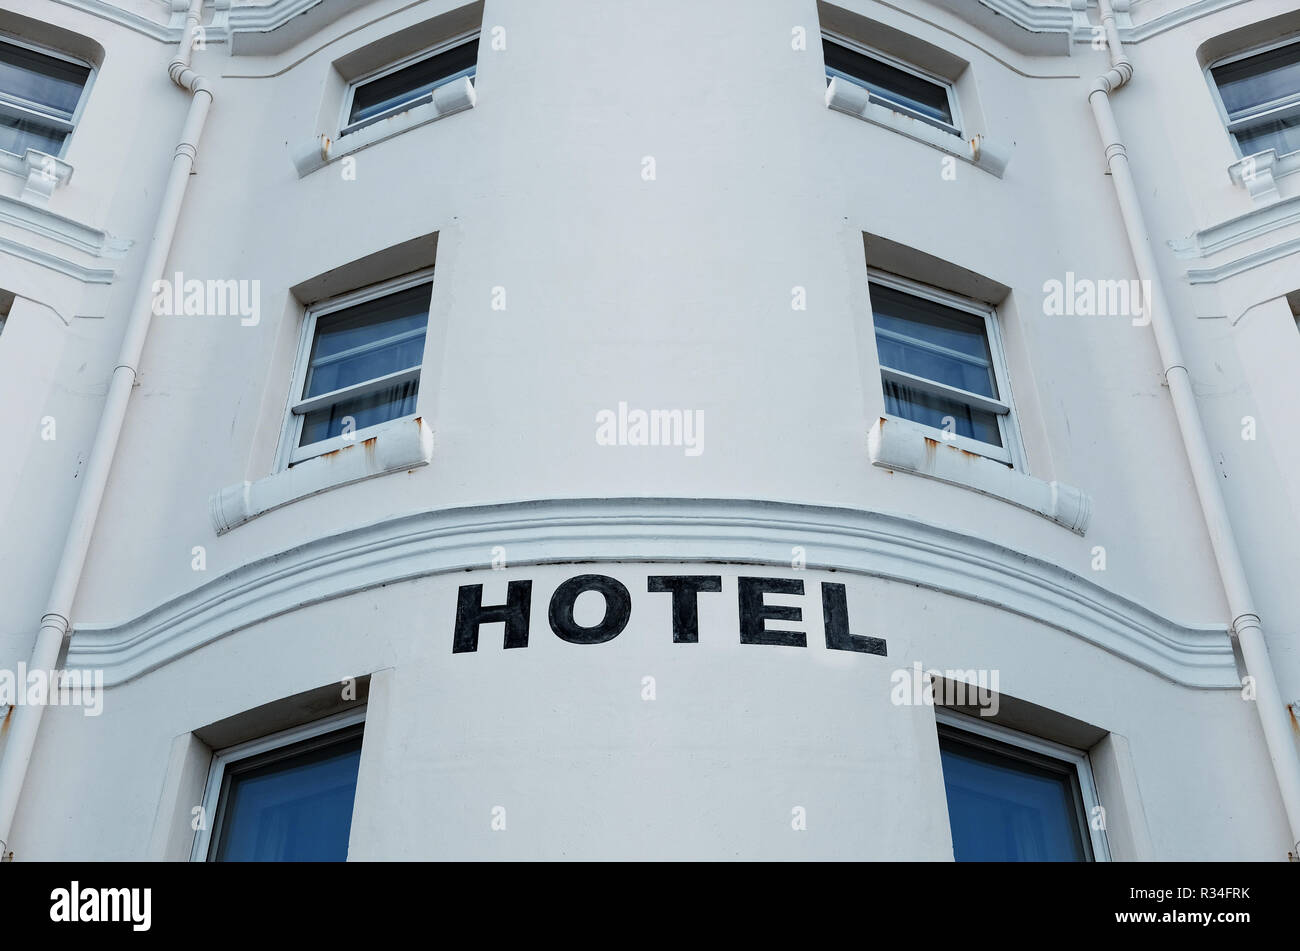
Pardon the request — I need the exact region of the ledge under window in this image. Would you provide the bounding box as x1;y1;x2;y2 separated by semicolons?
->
210;416;434;534
868;417;1090;534
290;76;475;179
826;77;1009;178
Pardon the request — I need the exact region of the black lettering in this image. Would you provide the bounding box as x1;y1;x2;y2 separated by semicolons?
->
737;577;805;647
647;575;722;643
452;581;532;653
821;582;886;655
549;574;632;644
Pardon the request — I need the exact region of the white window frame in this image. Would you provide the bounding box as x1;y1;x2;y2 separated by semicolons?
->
866;270;1026;469
0;33;96;160
190;706;367;863
821;30;962;137
276;268;435;470
1206;34;1300;161
339;29;479;137
936;707;1111;862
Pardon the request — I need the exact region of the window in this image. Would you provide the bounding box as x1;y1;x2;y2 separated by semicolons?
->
0;289;11;335
823;33;959;136
1210;37;1300;159
193;711;365;862
0;36;91;158
280;271;434;467
867;272;1022;466
936;711;1107;862
341;32;478;136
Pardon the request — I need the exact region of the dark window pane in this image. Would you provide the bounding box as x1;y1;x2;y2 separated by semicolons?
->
212;730;363;862
823;38;954;129
871;283;998;399
0;41;90;118
939;731;1090;862
1212;41;1300;119
0;112;67;156
883;379;1002;446
346;37;478;130
303;283;431;398
299;378;420;446
1234;108;1300;157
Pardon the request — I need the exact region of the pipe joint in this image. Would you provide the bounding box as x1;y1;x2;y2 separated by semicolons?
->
37;613;70;637
1231;613;1264;639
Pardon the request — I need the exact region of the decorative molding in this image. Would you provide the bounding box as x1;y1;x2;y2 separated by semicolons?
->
210;415;434;533
1227;149;1290;206
0;235;117;284
1184;235;1300;285
825;77;1010;178
13;150;74;205
69;497;1234;689
1122;0;1258;43
44;0;1257;56
0;193;131;259
291;76;476;178
868;418;1091;533
1170;191;1300;261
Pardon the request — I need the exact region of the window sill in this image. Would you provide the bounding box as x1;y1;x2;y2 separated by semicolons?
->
209;416;434;535
1227;147;1300;206
290;76;475;179
0;148;74;204
825;77;1009;179
868;417;1091;534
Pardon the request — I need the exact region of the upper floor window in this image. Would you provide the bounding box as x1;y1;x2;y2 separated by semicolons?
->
341;32;478;136
823;33;959;136
937;710;1106;862
0;35;91;158
194;711;365;862
279;272;433;467
1210;37;1300;159
867;273;1022;467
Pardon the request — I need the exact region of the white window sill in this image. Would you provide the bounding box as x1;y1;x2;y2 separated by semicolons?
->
291;76;476;179
0;148;74;204
1227;147;1300;206
868;417;1091;534
210;416;434;534
825;77;1009;179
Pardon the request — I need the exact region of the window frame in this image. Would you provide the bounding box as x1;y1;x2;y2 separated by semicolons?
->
190;706;367;863
1205;34;1300;161
821;30;962;137
935;707;1110;862
866;269;1026;469
0;32;95;160
276;268;435;470
338;29;479;138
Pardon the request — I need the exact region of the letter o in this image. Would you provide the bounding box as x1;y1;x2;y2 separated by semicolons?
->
549;574;631;644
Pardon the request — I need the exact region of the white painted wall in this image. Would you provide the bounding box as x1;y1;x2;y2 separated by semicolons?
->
1;0;1297;859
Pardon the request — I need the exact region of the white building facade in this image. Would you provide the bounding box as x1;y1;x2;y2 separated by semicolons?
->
1;0;1299;861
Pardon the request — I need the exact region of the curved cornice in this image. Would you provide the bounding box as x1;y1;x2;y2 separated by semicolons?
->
67;497;1237;689
46;1;1259;54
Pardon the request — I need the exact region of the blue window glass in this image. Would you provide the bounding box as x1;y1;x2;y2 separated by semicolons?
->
0;39;91;158
297;281;431;449
345;36;478;134
209;726;364;862
1212;40;1300;158
938;727;1092;862
823;37;957;135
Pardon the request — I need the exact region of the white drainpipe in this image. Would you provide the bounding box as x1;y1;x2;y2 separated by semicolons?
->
0;0;213;859
1089;0;1300;856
